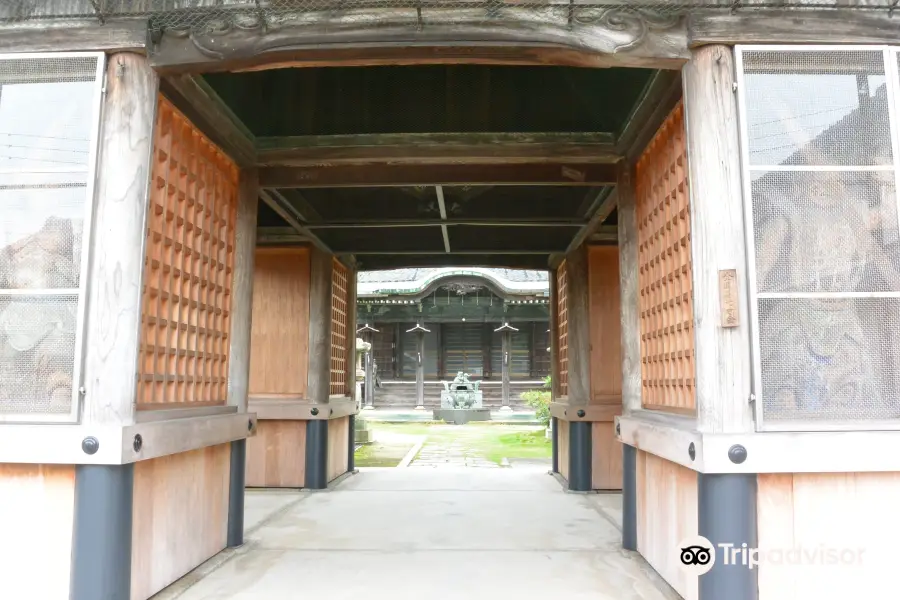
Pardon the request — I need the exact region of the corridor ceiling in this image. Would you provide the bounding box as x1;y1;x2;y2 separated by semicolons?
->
162;63;682;270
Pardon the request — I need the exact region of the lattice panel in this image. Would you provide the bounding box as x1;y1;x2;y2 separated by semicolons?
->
556;261;569;397
330;259;349;396
636;101;695;413
137;95;238;408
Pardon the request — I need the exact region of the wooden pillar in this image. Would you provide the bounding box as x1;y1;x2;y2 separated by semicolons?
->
683;45;753;434
415;331;425;409
364;344;375;408
227;168;258;413
307;247;333;404
565;244;591;406
82;53;158;427
394;323;402;379
501;330;511;408
617;162;642;414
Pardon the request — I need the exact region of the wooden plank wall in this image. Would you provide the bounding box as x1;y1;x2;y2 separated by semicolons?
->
635;101;695;415
636;449;698;600
248;247;311;398
757;472;900;600
137;95;239;410
588;245;623;490
0;465;75;600
327;416;350;482
131;444;230;600
245;420;307;487
557;418;570;482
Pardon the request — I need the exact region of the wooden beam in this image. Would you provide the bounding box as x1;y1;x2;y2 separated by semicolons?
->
257;189;331;254
683;45;753;434
0;18;148;54
436;185;451;253
259;163;618;188
589;226;619;243
307;247;334;404
354;254;550;270
566;188;618;255
616;162;642;414
349;250;556;255
256;226;309;245
256;132;620;167
159;74;256;167
616;69;683;161
688;9;900;47
305;218;586;229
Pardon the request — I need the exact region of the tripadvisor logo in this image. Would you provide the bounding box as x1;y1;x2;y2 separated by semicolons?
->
677;536;716;575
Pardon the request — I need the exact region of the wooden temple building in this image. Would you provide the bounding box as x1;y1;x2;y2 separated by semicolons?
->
355;267;552;408
2;1;900;599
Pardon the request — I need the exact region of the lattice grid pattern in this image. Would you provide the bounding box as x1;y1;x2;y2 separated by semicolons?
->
556;261;569;397
635;101;695;413
137;95;238;408
330;259;349;396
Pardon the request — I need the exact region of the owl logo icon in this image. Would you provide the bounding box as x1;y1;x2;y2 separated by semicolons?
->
677;536;716;575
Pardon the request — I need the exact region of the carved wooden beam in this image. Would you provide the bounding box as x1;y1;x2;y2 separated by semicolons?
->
148;9;689;73
259;163;618;188
256;132;620;167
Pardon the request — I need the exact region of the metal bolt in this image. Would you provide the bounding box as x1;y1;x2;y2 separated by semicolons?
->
82;437;100;455
310;407;319;416
688;442;696;461
576;409;585;418
615;422;621;436
132;434;143;453
728;444;748;464
248;419;254;432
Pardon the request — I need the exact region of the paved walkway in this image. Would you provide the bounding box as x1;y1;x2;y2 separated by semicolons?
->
154;469;678;600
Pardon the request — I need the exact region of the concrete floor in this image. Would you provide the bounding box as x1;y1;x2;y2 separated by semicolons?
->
153;468;679;600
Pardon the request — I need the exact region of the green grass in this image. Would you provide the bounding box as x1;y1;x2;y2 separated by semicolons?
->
354;421;551;466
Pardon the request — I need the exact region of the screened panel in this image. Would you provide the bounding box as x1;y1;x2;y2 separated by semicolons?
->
443;323;483;378
737;46;900;429
0;53;103;421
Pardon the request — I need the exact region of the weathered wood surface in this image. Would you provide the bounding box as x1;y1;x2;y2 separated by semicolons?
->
227;169;259;412
245;420;307;487
327;416;350;482
617;163;642;414
257;132;619;167
308;247;334;404
557;418;570;482
591;422;622;490
249;247;311;399
0;19;148;53
683;45;753;434
636;450;698;600
131;444;229;600
259;163;618;188
149;13;688;73
564;245;591;406
83;52;158;426
159;74;256;168
688;9;900;47
0;464;75;600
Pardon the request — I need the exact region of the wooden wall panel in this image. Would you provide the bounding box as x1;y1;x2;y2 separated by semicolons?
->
636;450;698;600
635;101;695;414
138;95;239;409
557;418;570;482
0;465;75;600
248;247;311;397
327;416;350;483
556;262;569;397
245;420;307;488
757;472;900;600
588;246;623;402
591;422;622;490
131;444;230;600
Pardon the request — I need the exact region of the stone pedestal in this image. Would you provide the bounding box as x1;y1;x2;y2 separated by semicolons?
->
432;408;491;425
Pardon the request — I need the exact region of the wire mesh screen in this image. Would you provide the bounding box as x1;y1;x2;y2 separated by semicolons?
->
137;94;238;408
635;101;695;414
737;46;900;429
0;53;102;420
330;259;348;396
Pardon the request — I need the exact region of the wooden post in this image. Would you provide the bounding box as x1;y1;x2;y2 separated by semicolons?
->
683;45;753;434
364;344;375;408
307;247;333;404
549;269;560;402
415;330;425;409
501;330;511;409
617;162;642;414
227;168;258;412
394;323;402;379
436;323;445;379
82;52;158;426
565;244;591;406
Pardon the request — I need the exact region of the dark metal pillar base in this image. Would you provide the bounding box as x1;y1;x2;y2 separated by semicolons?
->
347;415;356;473
568;420;592;492
622;443;637;551
698;473;758;600
551;417;559;473
71;464;134;600
305;419;329;490
227;439;247;548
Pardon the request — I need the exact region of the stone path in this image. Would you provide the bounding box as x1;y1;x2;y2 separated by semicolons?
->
410;440;500;467
154;469;680;600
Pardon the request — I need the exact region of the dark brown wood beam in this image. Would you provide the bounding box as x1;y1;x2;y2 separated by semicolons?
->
258;189;331;254
615;69;683;162
589;225;619;243
256;132;620;167
0;18;148;54
305;218;586;229
259;163;618;188
566;187;618;255
352;253;551;271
